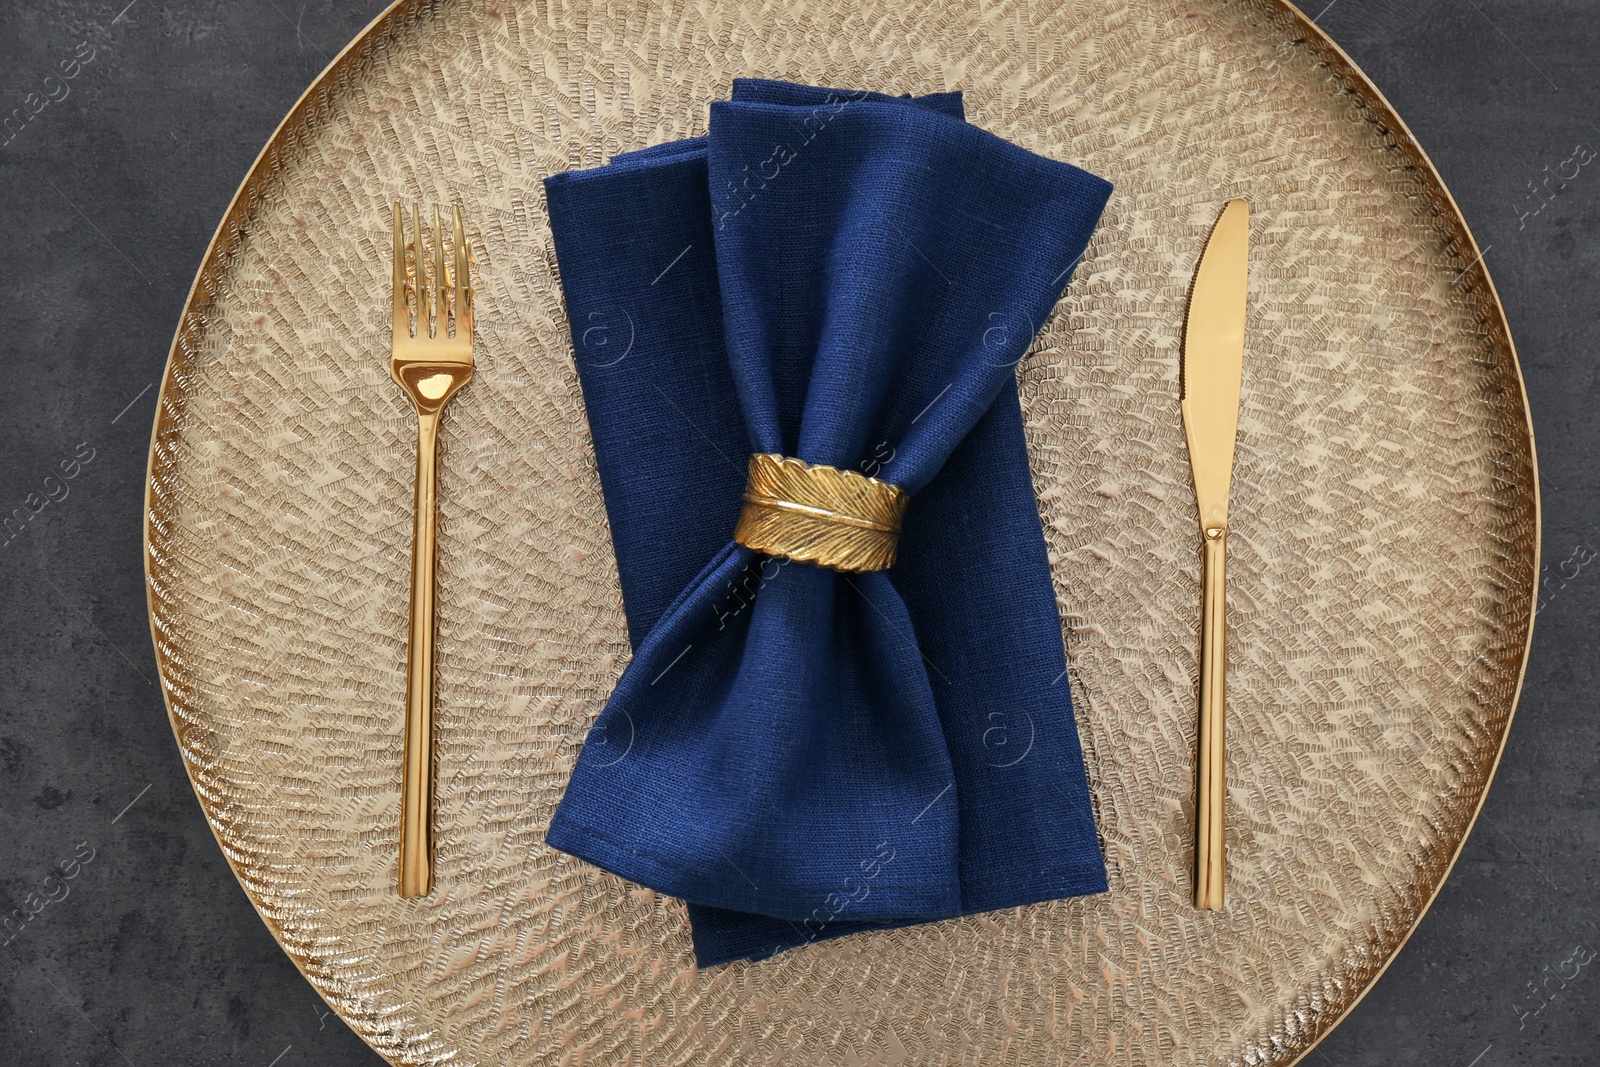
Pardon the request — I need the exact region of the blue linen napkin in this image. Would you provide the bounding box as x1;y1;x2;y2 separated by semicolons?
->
543;78;1112;966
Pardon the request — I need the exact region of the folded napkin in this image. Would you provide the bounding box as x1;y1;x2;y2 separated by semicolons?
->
543;78;1112;966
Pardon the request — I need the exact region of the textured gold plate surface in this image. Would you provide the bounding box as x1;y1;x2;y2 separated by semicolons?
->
143;0;1539;1064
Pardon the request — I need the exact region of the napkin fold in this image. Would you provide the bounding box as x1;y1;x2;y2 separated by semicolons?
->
543;78;1112;966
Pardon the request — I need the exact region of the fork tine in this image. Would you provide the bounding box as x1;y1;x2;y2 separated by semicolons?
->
432;204;447;341
411;202;427;338
452;205;471;340
392;202;409;340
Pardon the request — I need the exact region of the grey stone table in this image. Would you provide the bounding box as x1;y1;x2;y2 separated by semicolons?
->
0;2;1593;1064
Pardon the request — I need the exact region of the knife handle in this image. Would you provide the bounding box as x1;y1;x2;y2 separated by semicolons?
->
1195;526;1227;910
399;409;442;899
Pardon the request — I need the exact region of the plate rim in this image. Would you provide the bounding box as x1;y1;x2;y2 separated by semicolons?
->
140;1;1542;1064
1268;3;1540;1061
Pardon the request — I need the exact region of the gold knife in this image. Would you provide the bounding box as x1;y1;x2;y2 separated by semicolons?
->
1181;198;1249;911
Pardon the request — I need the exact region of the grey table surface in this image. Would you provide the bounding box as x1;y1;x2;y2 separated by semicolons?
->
0;1;1594;1065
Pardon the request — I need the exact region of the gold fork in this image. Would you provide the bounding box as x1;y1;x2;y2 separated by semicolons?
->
391;203;474;898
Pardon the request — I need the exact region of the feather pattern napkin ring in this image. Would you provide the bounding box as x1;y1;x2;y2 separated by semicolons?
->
734;453;909;572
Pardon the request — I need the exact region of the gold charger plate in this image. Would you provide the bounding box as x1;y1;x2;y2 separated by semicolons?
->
143;0;1539;1063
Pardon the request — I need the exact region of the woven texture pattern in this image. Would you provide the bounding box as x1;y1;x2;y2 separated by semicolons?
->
144;0;1537;1064
736;454;908;572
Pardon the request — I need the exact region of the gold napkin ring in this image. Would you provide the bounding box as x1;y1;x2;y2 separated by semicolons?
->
733;453;910;573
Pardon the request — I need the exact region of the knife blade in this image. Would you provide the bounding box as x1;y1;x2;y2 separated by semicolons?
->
1181;197;1249;911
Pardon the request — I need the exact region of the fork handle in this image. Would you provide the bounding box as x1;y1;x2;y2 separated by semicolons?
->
1195;526;1227;910
400;409;443;898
